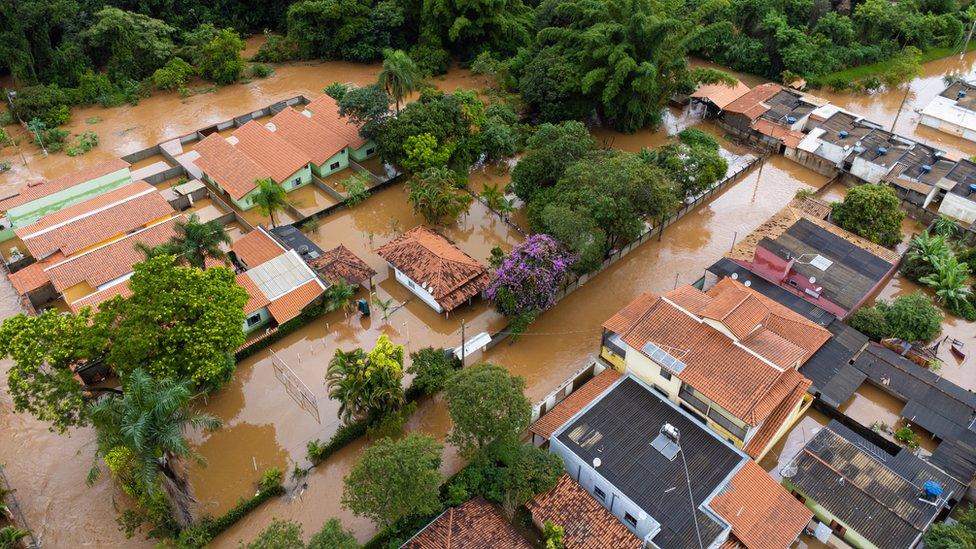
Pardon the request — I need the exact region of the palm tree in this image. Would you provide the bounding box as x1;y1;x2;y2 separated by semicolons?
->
164;214;231;269
920;255;973;312
479;183;514;216
325;279;357;313
88;369;221;528
377;49;421;113
0;526;28;548
407;167;472;225
903;232;951;281
933;215;958;238
371;293;395;322
252;178;289;228
326;348;369;424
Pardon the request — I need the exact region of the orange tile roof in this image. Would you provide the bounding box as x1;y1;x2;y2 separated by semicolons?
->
45;217;179;293
16;182;174;259
603;279;827;425
376;226;489;312
527;475;643;549
309;244;376;285
0;158;130;212
8;254;60;294
750;119;806;148
69;281;133;313
530;368;621;440
268;107;347;165
232;120;311;183
193;133;271;200
306;94;369;149
744;370;811;459
266;279;325;324
710;460;812;549
231;228;286;269
723;83;782;119
404;498;532;549
691;81;751;109
236;272;271;315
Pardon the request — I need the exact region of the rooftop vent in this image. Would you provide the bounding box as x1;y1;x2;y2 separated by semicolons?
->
839;130;849;139
786;116;797;124
969;184;976;195
878;147;888;156
650;424;681;461
959;90;968;99
921;164;932;173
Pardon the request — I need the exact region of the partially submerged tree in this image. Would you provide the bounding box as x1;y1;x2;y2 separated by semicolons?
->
848;292;943;343
325;335;406;424
378;48;421;113
341;434;443;528
245;518;305;549
406;167;472;224
252;178;290;228
509;122;597;202
195;28;246;85
445;363;531;457
831;184;904;247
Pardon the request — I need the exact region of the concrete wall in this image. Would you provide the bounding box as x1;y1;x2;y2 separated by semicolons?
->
312;149;348;178
393;267;443;313
8;168;132;227
849;157;892;184
939;192;976;224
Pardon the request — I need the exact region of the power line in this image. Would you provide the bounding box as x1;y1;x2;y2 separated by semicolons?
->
678;436;705;549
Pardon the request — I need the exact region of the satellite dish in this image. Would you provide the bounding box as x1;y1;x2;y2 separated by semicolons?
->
731;273;739;280
593;458;602;468
809;276;817;284
744;280;752;287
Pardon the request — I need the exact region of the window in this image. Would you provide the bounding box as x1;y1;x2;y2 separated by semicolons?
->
593;486;606;501
788;279;798;287
707;407;748;440
660;369;672;381
624;513;638;527
366;147;376;155
790;490;807;504
330;161;341;170
245;312;263;327
651;385;668;398
292;177;301;188
829;520;847;536
407;279;415;289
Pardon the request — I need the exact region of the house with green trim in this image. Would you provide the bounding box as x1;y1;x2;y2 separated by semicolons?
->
193;120;312;211
0;158;132;240
266;107;349;178
781;420;962;548
303;94;377;162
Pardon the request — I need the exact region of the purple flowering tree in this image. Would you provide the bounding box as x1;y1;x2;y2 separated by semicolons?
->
486;235;575;338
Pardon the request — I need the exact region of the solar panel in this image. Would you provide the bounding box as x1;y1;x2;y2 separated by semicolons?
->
650;432;680;461
642;342;687;374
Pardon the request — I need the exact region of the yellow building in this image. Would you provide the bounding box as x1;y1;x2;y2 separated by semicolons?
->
599;277;829;459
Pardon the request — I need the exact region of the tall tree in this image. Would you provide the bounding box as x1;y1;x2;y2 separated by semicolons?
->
144;213;231;269
445;363;531;457
509;122;597;202
377;48;421;113
325;335;405;424
97;255;248;390
252;178;290;228
406;167;472;224
341;434;443;528
83;7;176;82
831;184;904;247
337;84;393;141
89;369;221;529
196;28;246;85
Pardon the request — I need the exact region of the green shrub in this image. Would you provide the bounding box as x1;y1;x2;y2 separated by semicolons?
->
406;347;459;397
46;104;71;127
10;84;74;125
895;423;920;449
408;43;450;76
340;172;371;205
175;469;285;548
366;401;417;439
848;306;890;340
848;292;942;342
0;109;14;126
253;31;298;63
0;161;10;173
677;127;719;150
306;419;370;463
259;467;283;492
66;131;99;156
77;71;114;103
152;57;196;90
250;64;273;78
324;82;349;100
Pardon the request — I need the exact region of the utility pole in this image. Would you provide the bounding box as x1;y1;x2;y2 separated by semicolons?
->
890;85;912;133
460;320;466;368
962;17;976;60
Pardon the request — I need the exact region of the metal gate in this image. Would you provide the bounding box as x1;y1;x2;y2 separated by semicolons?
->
270;350;320;424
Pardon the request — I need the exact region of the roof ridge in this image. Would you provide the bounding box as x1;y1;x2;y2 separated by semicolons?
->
42;215;179;272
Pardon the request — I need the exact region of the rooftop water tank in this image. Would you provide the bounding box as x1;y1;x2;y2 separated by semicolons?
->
923;480;944;499
959;90;968;99
969;183;976;194
878;147;888;156
839;130;849;139
921;164;932;173
787;116;797;124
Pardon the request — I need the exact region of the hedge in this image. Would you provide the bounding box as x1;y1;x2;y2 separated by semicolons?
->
175;473;285;548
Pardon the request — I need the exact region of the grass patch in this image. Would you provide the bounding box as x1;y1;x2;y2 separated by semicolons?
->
811;41;976;89
85;116;102;125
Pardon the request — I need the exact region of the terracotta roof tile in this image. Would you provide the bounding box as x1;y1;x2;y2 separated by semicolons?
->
236;272;271;315
306;94;369;149
723;83;782;119
232;120;311;183
710;460;812;549
376;226;489;312
691;81;751;109
17;182;174;259
526;475;643;549
232;228;286;269
665;285;713;315
0;158;130;212
744;370;811;459
266;279;325;324
403;498;531;549
750;119;806;148
9;255;60;294
603;279;827;425
69;281;133;313
530;368;621;440
193;133;270;200
309;244;376;285
268;107;347;165
45;217;179;293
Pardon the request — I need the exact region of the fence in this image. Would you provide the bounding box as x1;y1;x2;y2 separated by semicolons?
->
0;465;38;548
270;350;320;424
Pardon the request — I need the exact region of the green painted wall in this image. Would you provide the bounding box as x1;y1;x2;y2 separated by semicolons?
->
349;141;377;162
312;149;348;177
8;168;133;228
281;164;313;192
782;479;876;549
243;307;271;333
206;164;311;211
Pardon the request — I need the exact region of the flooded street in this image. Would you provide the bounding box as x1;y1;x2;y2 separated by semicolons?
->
0;48;974;547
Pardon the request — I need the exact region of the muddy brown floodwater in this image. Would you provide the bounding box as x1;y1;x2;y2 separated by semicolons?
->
0;49;972;548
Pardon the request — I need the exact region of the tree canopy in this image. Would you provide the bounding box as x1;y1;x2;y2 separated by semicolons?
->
445;363;531;457
831;184;904;248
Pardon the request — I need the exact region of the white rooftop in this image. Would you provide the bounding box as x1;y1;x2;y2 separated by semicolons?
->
244;249;317;300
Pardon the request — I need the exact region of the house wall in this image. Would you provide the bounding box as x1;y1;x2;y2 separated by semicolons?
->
549;435;660;542
849;157;892;184
281;164;313;192
750;393;812;460
312;149;348;178
392;267;443;313
939;192;976;224
243;306;272;333
349;141;377;162
7;168;133;228
782;480;877;549
740;250;849;319
788;148;842;177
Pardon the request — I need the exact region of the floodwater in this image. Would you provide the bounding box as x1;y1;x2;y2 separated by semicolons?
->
0;48;970;547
